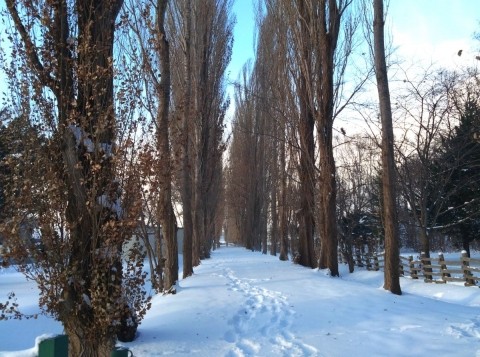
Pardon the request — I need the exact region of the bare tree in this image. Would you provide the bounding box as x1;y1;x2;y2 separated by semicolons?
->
175;0;232;262
275;0;359;274
166;0;195;279
373;0;401;295
394;67;480;256
226;6;293;256
123;0;179;293
261;0;318;268
155;0;179;293
336;135;381;272
395;68;457;259
227;0;364;269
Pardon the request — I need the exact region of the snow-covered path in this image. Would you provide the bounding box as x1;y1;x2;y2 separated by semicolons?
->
124;247;480;357
127;248;480;357
1;247;480;356
221;265;317;356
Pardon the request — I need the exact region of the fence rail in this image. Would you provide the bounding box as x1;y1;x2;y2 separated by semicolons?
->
339;250;480;287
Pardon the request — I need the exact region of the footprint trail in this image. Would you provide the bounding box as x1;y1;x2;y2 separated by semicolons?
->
222;267;319;357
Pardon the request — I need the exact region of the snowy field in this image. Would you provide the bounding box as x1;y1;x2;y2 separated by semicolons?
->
1;246;480;356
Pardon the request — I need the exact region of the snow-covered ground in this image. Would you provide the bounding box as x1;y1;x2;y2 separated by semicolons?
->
1;247;480;356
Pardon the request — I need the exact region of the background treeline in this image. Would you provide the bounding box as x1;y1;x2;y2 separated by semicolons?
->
225;0;480;274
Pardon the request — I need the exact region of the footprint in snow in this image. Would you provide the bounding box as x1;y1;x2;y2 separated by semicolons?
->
223;268;319;357
447;318;480;339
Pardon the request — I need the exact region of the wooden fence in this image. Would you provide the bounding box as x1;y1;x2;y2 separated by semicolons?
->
339;250;480;287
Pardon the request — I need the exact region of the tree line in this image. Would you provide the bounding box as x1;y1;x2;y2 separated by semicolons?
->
225;0;401;291
225;0;480;296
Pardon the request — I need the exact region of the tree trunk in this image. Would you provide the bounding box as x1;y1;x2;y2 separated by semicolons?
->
279;121;289;261
66;326;115;357
295;4;316;267
153;225;164;291
181;133;194;280
462;237;471;258
373;0;402;295
279;140;288;260
193;164;206;260
419;225;430;258
297;100;316;268
270;178;278;256
192;196;202;264
317;132;339;276
157;0;178;292
181;0;194;279
315;0;340;277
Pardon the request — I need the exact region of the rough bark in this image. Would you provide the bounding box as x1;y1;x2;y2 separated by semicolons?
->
297;98;316;268
295;0;316;269
279;120;289;261
156;0;178;292
315;0;341;276
270;158;278;256
373;0;402;295
181;0;194;279
317;134;339;276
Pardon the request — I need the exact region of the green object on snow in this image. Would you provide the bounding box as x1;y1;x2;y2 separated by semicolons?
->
38;335;68;357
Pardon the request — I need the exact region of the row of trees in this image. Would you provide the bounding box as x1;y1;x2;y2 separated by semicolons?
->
225;0;480;296
0;0;478;353
0;0;231;354
225;0;396;281
227;0;363;276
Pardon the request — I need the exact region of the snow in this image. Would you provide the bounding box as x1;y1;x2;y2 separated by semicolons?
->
82;293;91;307
68;125;113;157
97;194;123;218
68;125;94;153
1;247;480;356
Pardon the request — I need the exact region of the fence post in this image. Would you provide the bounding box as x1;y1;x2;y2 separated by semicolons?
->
366;254;371;270
373;254;379;271
408;255;417;279
421;252;432;282
355;249;363;267
461;250;475;286
438;252;450;282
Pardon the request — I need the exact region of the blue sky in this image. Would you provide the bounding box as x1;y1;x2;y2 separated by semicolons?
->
0;1;477;120
227;0;256;85
224;0;480;129
227;0;480;83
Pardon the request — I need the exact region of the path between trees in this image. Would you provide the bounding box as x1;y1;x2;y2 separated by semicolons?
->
123;247;480;356
220;265;318;356
1;247;480;356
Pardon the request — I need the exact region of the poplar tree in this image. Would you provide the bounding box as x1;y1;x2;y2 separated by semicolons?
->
3;0;150;353
373;0;401;295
